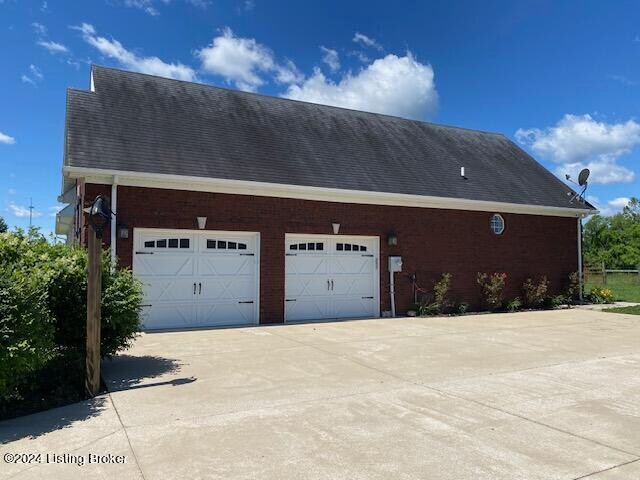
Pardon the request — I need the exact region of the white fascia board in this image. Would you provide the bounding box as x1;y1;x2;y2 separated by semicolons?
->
62;166;597;218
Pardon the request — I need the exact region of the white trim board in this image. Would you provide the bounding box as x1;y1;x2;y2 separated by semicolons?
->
63;166;596;218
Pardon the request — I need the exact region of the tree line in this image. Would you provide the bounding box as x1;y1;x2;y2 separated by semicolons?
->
583;197;640;269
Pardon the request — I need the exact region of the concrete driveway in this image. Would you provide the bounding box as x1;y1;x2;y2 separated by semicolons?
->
2;308;640;479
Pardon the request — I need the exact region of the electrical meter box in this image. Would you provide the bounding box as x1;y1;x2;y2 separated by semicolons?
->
388;256;403;273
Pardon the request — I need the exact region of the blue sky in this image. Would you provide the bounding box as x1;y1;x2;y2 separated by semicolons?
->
1;0;639;235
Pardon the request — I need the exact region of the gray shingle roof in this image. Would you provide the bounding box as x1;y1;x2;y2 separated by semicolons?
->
64;65;593;211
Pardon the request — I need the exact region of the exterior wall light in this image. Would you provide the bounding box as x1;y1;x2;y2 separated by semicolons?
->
83;195;112;239
197;217;207;230
388;232;398;246
332;222;340;234
118;224;129;239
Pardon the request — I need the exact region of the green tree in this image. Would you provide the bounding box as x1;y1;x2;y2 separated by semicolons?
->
0;216;7;233
583;197;640;269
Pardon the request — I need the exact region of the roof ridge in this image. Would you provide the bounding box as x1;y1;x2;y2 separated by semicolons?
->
90;64;504;137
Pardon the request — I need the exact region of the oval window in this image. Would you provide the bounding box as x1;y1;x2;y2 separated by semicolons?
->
490;214;505;235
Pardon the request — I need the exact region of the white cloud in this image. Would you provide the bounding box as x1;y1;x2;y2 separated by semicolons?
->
22;64;43;86
121;0;210;16
73;23;197;81
21;74;36;85
0;132;15;144
515;114;640;184
31;22;47;35
196;27;302;91
609;74;636;86
320;46;340;72
353;32;382;51
37;39;69;54
608;197;630;209
48;205;64;217
8;189;16;195
7;203;41;218
283;53;438;120
587;196;632;216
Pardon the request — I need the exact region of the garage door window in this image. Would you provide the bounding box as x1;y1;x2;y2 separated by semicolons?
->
336;242;367;252
206;239;247;250
290;242;324;252
144;238;190;249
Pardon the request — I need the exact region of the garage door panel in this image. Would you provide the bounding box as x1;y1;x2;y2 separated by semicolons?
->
135;255;196;277
198;256;255;276
134;229;259;330
200;277;256;301
141;303;195;330
286;276;331;297
331;275;375;296
333;296;376;318
285;256;329;275
142;278;197;303
285;297;331;322
285;235;378;322
197;302;252;326
330;256;374;275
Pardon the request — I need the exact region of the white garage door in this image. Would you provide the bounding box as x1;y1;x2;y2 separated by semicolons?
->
133;229;259;330
284;235;379;322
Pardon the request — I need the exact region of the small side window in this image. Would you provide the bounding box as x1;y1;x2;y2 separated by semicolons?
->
490;214;505;235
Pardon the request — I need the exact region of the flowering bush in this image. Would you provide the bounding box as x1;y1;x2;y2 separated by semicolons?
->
589;286;615;304
522;276;549;308
477;272;507;311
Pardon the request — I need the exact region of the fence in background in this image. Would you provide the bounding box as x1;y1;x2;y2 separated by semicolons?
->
584;262;640;287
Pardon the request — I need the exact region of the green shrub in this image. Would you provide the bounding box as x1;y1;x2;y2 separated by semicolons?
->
564;272;581;305
0;229;143;417
0;267;55;403
545;295;566;310
477;272;507;311
432;273;453;314
506;297;522;312
522;276;549;308
589;286;615;304
456;302;470;315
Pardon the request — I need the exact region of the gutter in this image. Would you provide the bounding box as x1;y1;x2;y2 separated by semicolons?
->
62;166;597;219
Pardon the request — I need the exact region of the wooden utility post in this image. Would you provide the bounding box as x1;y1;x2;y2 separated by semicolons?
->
86;225;102;397
85;195;111;398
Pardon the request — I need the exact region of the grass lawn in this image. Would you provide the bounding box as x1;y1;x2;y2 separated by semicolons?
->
604;305;640;315
584;272;640;302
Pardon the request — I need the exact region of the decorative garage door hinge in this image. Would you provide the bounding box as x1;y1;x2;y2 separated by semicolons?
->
285;298;297;302
135;251;154;255
239;253;254;256
361;254;374;257
238;300;254;304
285;253;297;256
361;296;374;299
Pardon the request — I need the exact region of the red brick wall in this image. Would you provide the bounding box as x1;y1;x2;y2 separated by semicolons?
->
83;183;578;324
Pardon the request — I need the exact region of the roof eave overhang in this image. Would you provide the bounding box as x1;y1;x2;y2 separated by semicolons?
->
63;166;597;218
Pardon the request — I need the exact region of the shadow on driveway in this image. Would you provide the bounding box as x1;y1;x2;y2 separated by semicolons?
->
0;355;193;444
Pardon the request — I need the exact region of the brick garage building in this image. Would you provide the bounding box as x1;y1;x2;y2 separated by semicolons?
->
57;66;595;329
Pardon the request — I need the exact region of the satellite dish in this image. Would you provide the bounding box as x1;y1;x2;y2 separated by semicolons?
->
578;168;590;186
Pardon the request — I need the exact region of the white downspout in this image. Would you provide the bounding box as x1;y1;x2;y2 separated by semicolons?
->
577;216;583;302
110;177;118;271
389;270;396;317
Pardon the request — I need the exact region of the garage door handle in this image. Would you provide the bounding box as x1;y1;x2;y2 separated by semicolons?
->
136;251;154;255
331;280;334;290
193;283;196;294
199;282;202;294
